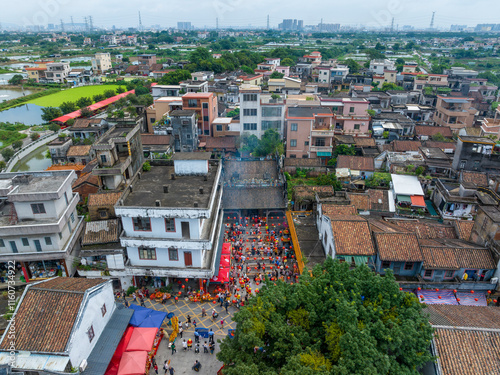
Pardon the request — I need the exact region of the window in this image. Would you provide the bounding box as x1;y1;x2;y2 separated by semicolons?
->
70;213;75;223
100;154;107;164
290;139;297;147
188;99;198;107
22;238;29;246
132;217;152;231
289;154;296;158
186;134;191;139
404;262;414;271
169;247;179;261
150;118;156;123
262;107;282;117
44;237;52;245
165;218;175;232
243;94;257;101
381;261;391;269
291;123;298;131
302;154;308;158
445;270;455;278
139;247;156;260
31;203;46;214
305;141;309;146
87;325;95;343
315;138;325;147
243;108;257;116
424;269;433;278
243;123;257;131
64;192;69;205
349;107;354;113
203;116;209;122
354;124;360;130
99;210;108;218
216;125;223;132
58;233;62;240
261;120;281;131
101;303;107;317
0;239;5;247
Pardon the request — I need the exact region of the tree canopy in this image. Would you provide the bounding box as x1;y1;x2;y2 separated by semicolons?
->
217;259;434;375
238;129;284;157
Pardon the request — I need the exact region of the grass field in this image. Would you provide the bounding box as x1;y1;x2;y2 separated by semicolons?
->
27;85;121;107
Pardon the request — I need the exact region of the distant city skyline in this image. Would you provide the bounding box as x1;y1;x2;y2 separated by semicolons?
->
1;0;500;31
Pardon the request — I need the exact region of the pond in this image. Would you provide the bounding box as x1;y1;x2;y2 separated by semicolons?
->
0;88;35;102
11;145;51;172
0;72;28;85
0;103;46;125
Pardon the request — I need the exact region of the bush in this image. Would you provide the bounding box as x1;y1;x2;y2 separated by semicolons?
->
142;161;151;171
1;148;15;162
30;132;40;141
126;286;138;296
48;123;60;132
104;89;116;98
12;140;23;149
0;161;6;171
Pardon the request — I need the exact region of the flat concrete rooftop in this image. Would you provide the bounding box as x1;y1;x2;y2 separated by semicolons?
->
123;163;219;208
0;173;69;196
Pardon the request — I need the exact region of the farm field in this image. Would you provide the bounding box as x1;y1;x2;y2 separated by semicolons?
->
27;85;121;107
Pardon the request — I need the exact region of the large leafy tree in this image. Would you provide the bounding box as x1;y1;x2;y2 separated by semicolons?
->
158;69;192;85
218;260;434;375
254;129;284;156
41;107;63;122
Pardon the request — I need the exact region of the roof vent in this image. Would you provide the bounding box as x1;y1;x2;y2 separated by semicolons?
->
194;202;199;207
13;174;32;185
129;185;133;192
138;172;142;179
204;175;208;181
163;185;169;193
155;200;161;207
199;187;204;194
171;173;176;180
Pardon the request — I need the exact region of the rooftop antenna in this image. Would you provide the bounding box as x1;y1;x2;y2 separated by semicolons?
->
430;11;435;29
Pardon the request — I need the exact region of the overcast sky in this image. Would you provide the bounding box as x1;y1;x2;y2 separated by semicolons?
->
4;0;500;30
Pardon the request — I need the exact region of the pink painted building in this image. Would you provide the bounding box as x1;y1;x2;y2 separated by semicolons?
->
275;66;290;77
321;98;371;136
285;107;334;162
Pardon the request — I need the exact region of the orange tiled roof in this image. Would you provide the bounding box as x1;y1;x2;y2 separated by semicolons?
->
374;232;423;262
348;193;371;211
426;305;500;329
46;164;86;171
322;204;357;216
330;216;375;256
455;220;475;241
392;140;422;152
87;192;122;207
421;246;495;269
461;170;488;187
66;145;92;157
336;155;374;171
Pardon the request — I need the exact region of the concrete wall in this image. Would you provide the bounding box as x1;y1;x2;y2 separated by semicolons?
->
5;132;59;172
286;119;312;158
122;216;201;240
376;258;423;277
174;159;208;175
68;281;115;368
126;246;202;268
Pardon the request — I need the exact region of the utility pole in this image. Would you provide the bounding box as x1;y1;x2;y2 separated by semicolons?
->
430;11;435;29
60;19;64;32
267;15;270;30
138;11;143;30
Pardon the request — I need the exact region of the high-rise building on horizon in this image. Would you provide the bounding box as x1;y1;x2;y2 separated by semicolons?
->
278;19;303;31
177;21;192;31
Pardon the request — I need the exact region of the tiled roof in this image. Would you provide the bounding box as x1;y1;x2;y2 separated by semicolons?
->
82;219;120;245
330;217;376;256
348;193;371;211
426;305;500;329
223;187;286;210
284;158;323;167
367;189;390;211
354;137;376;147
0;278;106;353
421;246;496;269
88;192;122;207
374;232;423;261
392;140;422;152
205;136;237;149
140;134;172;145
414;125;452;138
388;220;457;239
46;164;86;172
72;172;99;188
66;145;92;157
72;118;102;129
433;328;500;375
336;155;374;171
322;204;357;216
422;140;457;151
461;170;488;187
294;185;334;201
455;220;475;241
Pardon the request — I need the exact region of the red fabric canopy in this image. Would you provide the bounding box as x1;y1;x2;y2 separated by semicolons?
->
52;90;135;124
125;328;158;352
117;351;148;375
105;326;135;375
221;242;231;255
410;195;426;207
210;242;232;283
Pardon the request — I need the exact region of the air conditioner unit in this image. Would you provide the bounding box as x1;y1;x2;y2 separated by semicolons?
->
80;359;88;372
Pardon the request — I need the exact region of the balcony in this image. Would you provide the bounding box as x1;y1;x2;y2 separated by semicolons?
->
93;155;131;176
311;129;334;137
309;145;333;153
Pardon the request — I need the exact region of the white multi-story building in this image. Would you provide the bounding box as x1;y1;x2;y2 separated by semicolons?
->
0;171;83;279
239;84;286;139
91;52;112;73
369;59;396;75
44;62;71;83
112;153;223;285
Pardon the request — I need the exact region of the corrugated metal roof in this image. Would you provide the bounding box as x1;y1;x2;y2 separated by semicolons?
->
0;352;69;372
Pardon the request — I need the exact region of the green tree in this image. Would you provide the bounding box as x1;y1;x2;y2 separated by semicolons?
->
158;70;192;85
30;132;40;141
315;173;342;190
217;260;434;375
227;108;240;118
0;161;6;171
41;107;63;122
1;148;15;162
59;101;78;114
12;140;23;149
92;94;105;103
8;74;24;85
76;97;92;108
333;144;356;157
80;107;92;118
103;89;116;98
381;82;403;91
240;65;255;74
238;133;260;153
134;86;149;96
116;86;126;94
254;129;284;156
270;71;284;79
281;57;295;67
48;123;60;132
344;59;360;74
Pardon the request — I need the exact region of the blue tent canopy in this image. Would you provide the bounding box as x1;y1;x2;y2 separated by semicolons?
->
128;304;168;329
